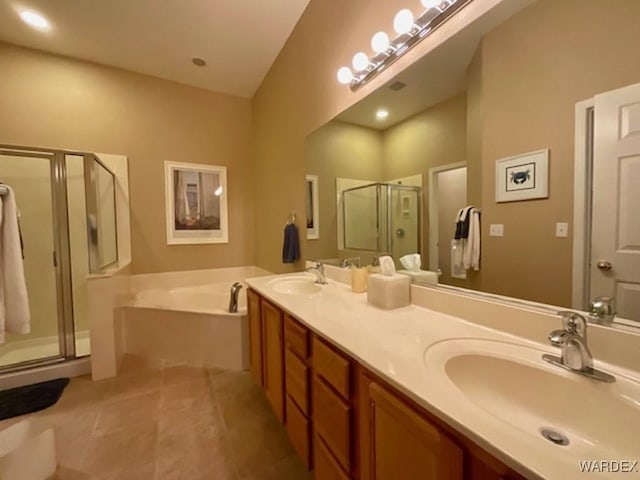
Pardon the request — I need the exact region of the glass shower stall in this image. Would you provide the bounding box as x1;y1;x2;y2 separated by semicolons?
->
342;182;422;263
0;144;118;374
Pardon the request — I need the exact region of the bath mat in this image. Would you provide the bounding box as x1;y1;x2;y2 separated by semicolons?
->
0;377;70;421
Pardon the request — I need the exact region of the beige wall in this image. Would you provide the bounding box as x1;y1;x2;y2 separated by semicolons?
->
0;42;254;274
383;94;467;266
477;0;640;306
305;121;383;260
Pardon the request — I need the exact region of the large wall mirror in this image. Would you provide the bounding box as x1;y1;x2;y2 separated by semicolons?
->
304;0;640;327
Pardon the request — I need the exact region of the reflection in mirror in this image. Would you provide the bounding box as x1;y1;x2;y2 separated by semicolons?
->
304;0;640;326
96;162;117;268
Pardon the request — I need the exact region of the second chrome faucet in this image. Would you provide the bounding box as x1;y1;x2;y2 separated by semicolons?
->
542;311;615;383
305;261;328;285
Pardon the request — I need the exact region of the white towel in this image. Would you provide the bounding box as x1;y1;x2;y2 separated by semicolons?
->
462;208;481;271
0;185;31;343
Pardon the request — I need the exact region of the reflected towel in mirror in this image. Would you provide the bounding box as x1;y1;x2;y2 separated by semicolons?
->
0;184;31;343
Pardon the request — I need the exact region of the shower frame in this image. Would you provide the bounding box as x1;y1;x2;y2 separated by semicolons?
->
0;143;117;374
341;182;423;257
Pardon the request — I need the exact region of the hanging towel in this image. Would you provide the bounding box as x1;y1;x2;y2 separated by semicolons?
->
462;208;481;271
0;185;31;344
454;206;473;240
453;207;470;271
282;223;300;264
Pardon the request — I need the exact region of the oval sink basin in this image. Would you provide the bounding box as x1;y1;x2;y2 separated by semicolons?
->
267;276;322;296
424;339;640;460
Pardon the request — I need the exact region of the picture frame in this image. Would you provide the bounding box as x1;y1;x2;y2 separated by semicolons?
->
164;161;228;245
305;174;319;239
495;149;549;203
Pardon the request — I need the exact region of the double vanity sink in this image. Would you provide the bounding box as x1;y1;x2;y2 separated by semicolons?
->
249;272;640;479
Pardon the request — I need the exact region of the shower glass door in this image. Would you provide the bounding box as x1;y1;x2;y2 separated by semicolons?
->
0;151;65;368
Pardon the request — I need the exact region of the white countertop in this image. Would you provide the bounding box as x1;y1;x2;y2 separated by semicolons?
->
246;272;640;480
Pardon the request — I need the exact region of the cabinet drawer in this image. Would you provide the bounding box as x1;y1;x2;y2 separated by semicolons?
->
313;376;352;473
314;434;351;480
284;315;309;359
285;348;310;415
286;396;311;470
313;336;350;399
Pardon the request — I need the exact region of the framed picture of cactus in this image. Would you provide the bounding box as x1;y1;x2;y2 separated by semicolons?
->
164;161;228;244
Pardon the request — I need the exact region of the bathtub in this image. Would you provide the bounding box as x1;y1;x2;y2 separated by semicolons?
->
133;282;248;315
122;279;253;371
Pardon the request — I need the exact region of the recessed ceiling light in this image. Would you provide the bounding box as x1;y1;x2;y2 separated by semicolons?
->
19;10;50;30
192;57;207;67
376;109;389;120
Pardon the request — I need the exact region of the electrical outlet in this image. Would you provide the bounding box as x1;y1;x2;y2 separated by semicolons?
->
489;224;504;237
556;222;569;238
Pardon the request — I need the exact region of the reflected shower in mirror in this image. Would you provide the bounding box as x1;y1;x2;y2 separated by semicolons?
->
304;0;640;326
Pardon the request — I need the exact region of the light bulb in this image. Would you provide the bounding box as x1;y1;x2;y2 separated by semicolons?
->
337;66;354;85
371;31;390;54
352;52;370;72
19;10;50;30
376;109;389;120
214;186;223;197
394;9;415;35
420;0;441;9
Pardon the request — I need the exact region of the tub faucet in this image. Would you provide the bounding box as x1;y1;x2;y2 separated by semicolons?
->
228;282;243;313
305;261;328;285
542;311;615;382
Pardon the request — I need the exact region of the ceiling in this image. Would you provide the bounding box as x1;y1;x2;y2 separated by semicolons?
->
337;0;535;130
0;0;310;98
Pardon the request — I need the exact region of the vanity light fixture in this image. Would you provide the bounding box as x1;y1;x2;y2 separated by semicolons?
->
336;0;471;91
376;109;389;120
19;10;50;30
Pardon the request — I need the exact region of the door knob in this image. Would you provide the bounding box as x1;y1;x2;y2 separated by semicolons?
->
596;260;613;271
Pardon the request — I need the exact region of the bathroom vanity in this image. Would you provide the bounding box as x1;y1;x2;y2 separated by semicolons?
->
246;271;640;480
247;282;520;479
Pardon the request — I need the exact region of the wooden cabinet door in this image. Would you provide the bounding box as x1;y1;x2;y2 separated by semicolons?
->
367;382;463;480
247;289;263;386
262;299;285;422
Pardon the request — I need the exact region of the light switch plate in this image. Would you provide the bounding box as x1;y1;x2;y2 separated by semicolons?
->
556;222;569;238
489;224;504;237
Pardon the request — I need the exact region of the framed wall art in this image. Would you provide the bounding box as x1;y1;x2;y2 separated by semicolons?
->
164;161;228;244
305;174;319;239
495;149;549;203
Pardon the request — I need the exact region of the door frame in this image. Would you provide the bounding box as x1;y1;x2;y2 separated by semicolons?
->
572;99;594;311
428;162;467;274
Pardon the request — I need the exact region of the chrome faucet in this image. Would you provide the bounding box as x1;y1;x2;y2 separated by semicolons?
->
542;311;615;382
340;256;361;268
228;282;243;313
305;261;328;285
589;296;616;325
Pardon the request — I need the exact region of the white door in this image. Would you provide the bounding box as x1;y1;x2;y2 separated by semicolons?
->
592;83;640;322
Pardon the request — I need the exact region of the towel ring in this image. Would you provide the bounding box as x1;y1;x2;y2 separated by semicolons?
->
287;211;296;225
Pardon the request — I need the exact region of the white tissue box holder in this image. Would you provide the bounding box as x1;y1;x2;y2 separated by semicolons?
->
367;273;411;310
0;419;57;480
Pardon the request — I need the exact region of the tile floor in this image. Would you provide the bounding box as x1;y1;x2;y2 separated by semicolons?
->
0;356;312;479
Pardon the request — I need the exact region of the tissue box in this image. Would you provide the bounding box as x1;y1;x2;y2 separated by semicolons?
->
0;419;57;480
367;273;411;309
